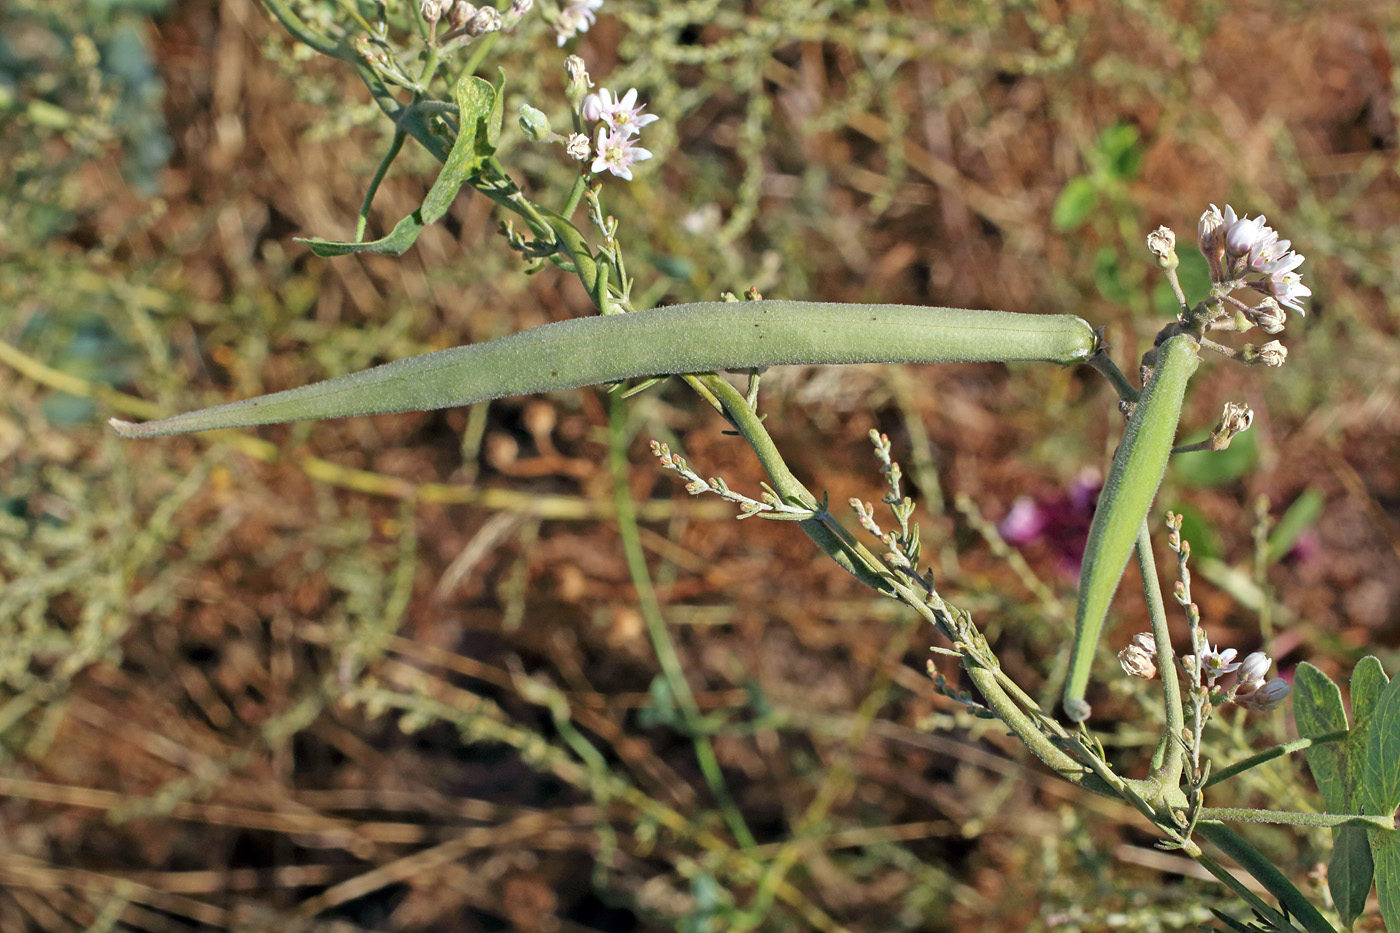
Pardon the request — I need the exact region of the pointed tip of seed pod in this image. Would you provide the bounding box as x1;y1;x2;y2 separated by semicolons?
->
108;417;145;438
1064;698;1093;722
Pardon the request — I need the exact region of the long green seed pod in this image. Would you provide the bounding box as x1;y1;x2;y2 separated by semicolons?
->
1062;333;1199;722
110;300;1096;439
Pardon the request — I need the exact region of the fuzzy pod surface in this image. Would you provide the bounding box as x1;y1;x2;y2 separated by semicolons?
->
1062;332;1200;722
111;301;1097;439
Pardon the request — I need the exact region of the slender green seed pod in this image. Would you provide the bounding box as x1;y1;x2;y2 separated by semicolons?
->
110;301;1096;439
1062;333;1200;722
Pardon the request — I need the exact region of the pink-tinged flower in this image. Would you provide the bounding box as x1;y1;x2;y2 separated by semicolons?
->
581;87;658;137
1199;644;1240;683
1224;212;1267;260
554;0;602;45
1268;270;1311;314
591;127;652;180
1248;229;1304;277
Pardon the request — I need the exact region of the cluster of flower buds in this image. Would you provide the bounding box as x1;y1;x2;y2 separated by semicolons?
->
580;86;657;181
554;0;603;46
1197;643;1291;713
1198;204;1311;326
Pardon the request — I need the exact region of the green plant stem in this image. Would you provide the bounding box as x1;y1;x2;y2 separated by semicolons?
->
1195;821;1339;933
260;0;346;58
1089;347;1140;404
356;129;406;241
1204;729;1350;788
1199;807;1393;831
608;394;757;851
1139;521;1185;788
561;175;588;219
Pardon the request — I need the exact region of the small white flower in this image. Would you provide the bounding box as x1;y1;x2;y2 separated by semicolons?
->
1224;213;1266;260
582;87;658;137
554;0;602;45
591;126;652;180
1267;270;1311;314
1199;644;1240;684
1235;651;1272;689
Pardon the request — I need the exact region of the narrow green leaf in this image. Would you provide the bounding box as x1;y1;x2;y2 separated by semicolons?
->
297;74;499;257
1362;674;1400;825
1266;487;1326;564
1294;662;1350;814
1372;830;1400;933
1051;175;1098;232
485;68;505;149
1328;824;1373;929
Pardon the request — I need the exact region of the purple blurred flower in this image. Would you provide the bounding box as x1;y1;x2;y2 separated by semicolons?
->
998;469;1102;579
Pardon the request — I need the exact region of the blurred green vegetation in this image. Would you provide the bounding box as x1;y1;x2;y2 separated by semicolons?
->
2;0;1399;930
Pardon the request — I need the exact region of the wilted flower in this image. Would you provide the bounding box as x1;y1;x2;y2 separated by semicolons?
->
1248;340;1288;368
448;0;475;28
1210;401;1253;450
1199;643;1240;684
564;132;591;161
1119;643;1158;680
1245;297;1287;334
1236;677;1290;712
591;126;652;180
420;0;446;24
555;0;603;45
1131;632;1158;655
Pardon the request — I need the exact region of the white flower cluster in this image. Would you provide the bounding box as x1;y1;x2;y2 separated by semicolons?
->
554;0;602;46
1120;633;1291;713
581;87;657;181
1198;204;1310;328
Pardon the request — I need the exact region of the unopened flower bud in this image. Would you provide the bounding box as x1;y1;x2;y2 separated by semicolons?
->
564;56;592;108
1235;651;1272;689
518;104;551;141
564;132;591;161
1147;226;1177;269
1119;644;1158;680
1199;204;1227;281
1246;297;1287;335
1210;401;1253;451
449;0;476;29
581;92;603;123
1236;677;1290;712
